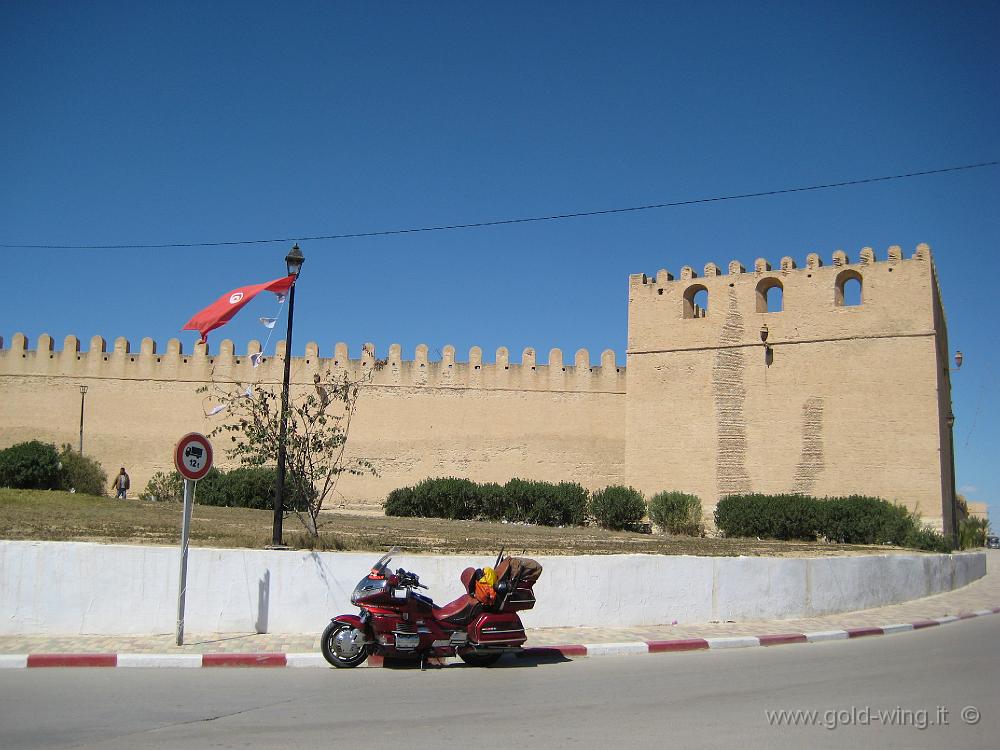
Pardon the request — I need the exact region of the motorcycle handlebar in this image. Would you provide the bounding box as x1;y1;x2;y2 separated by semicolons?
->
395;568;427;589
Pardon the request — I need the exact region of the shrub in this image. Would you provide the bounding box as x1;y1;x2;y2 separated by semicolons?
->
57;445;107;496
818;495;912;545
958;517;990;550
904;524;953;553
715;494;820;541
589;485;646;530
383;477;481;519
649;491;703;536
0;440;62;490
196;467;312;511
140;471;185;502
383;477;589;526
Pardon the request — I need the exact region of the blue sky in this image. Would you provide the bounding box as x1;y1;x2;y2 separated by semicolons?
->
1;2;997;518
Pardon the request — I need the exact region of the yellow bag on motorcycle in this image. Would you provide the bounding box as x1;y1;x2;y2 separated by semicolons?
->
474;566;497;605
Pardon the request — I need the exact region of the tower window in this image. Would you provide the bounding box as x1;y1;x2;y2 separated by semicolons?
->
835;270;863;307
684;284;709;318
756;278;784;313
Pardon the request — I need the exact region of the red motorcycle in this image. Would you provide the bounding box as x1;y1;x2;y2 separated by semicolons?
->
320;547;542;668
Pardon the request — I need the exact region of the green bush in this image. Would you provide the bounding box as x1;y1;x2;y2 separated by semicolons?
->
715;493;821;541
196;466;312;511
589;485;646;530
500;478;588;526
0;441;62;490
139;471;185;502
716;493;954;552
649;491;703;536
958;517;990;550
383;477;480;519
904;524;953;553
57;445;107;496
383;477;588;526
819;495;912;545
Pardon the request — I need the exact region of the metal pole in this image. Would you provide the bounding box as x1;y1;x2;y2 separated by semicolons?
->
271;281;296;548
948;419;959;547
78;389;86;454
176;478;195;645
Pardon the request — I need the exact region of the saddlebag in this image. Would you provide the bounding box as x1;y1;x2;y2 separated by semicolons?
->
468;611;527;648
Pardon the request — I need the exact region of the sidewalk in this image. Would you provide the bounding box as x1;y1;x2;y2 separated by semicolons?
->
2;551;996;667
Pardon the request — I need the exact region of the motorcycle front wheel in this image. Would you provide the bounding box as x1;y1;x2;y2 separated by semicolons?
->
321;622;370;668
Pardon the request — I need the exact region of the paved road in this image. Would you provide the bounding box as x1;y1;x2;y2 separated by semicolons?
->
2;616;996;750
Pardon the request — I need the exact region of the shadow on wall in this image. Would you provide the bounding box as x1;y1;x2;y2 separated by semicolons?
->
256;569;269;634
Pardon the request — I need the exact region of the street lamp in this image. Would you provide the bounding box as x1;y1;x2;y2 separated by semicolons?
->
760;324;773;366
78;385;88;454
271;244;304;548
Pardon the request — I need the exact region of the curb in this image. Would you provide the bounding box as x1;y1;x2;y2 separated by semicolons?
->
2;607;996;669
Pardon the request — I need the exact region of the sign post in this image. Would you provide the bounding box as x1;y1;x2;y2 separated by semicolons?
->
174;432;213;646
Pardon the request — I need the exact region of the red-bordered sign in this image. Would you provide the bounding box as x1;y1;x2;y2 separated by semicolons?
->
174;432;214;481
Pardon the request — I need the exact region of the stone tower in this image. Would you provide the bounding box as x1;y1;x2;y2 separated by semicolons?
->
625;244;957;532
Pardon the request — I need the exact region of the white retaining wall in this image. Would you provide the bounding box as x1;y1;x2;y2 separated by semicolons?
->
0;541;987;635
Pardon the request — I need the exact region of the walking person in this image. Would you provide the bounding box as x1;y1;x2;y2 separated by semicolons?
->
112;467;130;499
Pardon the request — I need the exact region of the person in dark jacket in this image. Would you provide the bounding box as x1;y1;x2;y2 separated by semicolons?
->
112;467;130;499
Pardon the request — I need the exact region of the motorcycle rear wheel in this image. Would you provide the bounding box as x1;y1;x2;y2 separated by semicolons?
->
459;651;503;667
321;622;370;668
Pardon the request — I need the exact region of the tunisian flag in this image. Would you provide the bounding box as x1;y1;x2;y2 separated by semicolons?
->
183;275;295;343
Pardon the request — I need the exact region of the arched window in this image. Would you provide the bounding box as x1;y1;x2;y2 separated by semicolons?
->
835;269;863;307
755;277;784;313
684;284;709;318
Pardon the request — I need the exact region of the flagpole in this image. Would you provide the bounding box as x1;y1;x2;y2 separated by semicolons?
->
271;244;304;549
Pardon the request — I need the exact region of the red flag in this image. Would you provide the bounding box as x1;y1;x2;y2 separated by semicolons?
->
183;275;295;342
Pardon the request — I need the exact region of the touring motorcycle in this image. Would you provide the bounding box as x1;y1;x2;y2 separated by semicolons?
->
320;547;542;668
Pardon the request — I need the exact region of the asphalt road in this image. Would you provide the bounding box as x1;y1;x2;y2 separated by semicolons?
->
1;616;997;750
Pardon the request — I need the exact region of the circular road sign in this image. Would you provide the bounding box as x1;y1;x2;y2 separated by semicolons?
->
174;432;214;481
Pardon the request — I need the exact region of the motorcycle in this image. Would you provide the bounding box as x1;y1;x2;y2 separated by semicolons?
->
320;546;542;668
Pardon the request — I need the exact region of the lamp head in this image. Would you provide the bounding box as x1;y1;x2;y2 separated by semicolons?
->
954;350;963;370
759;324;769;343
285;244;305;277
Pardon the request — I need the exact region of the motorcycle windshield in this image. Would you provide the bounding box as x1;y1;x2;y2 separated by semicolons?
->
371;546;401;575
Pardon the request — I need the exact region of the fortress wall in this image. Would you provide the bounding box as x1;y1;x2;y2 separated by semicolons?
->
626;245;952;529
0;339;625;508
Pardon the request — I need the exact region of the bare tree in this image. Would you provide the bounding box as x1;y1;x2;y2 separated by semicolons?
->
199;361;380;538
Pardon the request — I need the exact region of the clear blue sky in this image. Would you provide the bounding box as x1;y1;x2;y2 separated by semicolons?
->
2;2;997;519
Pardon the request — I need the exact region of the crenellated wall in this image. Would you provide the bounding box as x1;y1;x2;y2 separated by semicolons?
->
0;336;625;510
0;243;954;529
626;244;954;531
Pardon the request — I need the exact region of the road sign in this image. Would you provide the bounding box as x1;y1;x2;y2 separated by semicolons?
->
174;432;213;481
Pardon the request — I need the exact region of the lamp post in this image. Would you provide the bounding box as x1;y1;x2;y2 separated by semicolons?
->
271;244;304;549
78;385;88;454
946;350;963;546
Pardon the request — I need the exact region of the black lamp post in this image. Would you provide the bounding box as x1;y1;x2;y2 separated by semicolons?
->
946;350;962;546
271;244;304;548
78;385;88;454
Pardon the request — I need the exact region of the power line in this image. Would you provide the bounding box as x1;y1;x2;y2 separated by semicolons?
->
3;159;997;250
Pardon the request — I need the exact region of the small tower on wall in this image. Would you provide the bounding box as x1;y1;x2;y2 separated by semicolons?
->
624;245;956;533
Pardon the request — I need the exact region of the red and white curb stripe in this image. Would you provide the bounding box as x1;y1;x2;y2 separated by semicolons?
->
2;607;996;668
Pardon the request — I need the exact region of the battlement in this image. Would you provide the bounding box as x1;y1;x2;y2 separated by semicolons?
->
627;244;941;353
628;243;932;289
0;335;625;394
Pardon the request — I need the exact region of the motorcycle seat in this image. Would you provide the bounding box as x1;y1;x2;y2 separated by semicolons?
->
433;594;481;626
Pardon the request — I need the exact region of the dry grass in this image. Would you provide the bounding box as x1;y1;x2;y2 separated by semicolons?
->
0;488;915;557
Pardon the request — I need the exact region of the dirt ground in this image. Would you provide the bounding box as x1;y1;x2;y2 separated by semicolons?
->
0;489;923;557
